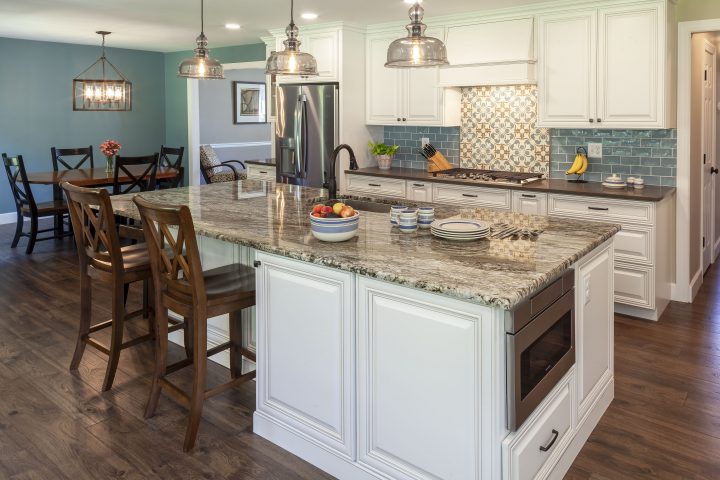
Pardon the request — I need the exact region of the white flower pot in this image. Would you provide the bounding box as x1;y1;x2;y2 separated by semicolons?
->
376;154;393;170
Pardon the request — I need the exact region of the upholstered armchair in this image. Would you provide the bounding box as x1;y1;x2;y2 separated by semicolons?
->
199;145;247;184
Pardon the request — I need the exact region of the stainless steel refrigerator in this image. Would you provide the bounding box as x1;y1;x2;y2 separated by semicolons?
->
275;83;339;189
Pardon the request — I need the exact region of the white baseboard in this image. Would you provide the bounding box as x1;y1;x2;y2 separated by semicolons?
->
0;212;19;225
690;267;703;302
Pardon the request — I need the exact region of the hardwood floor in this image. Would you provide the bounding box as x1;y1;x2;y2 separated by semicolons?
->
1;222;719;479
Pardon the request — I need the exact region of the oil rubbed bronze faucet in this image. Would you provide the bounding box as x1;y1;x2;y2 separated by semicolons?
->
327;144;359;199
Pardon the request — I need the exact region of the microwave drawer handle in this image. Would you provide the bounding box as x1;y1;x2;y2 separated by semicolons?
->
539;429;559;452
588;206;609;211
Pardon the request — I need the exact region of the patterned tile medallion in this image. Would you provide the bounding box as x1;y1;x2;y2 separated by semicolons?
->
460;85;550;174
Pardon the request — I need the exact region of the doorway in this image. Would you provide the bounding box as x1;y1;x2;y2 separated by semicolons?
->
701;39;716;273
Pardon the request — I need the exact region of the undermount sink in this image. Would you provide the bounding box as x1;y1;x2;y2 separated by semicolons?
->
327;199;392;214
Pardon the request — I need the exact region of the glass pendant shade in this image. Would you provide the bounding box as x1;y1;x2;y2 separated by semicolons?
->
73;31;132;111
178;0;224;79
386;2;449;68
265;1;318;76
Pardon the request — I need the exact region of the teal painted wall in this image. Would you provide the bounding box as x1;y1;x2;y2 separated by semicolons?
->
0;37;165;213
163;43;267;152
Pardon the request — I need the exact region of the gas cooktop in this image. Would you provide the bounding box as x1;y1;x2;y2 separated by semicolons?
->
431;168;544;186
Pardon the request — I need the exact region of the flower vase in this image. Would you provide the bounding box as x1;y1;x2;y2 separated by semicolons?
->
105;155;114;173
376;154;393;170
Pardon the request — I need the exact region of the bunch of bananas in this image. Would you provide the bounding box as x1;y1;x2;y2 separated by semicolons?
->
566;151;588;176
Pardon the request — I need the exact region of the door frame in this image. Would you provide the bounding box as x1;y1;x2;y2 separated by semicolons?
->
186;60;268;186
678;20;720;302
701;40;717;272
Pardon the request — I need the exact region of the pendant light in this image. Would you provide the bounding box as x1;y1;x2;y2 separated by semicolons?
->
178;0;224;79
72;31;132;111
386;2;449;68
265;0;318;76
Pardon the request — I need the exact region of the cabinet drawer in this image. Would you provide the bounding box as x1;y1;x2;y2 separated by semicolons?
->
504;375;573;480
246;164;275;180
346;175;406;198
432;183;512;210
548;194;654;225
615;262;654;309
406;180;433;202
512;191;548;216
614;225;653;265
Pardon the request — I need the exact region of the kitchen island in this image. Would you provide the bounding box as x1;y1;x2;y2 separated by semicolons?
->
111;180;619;480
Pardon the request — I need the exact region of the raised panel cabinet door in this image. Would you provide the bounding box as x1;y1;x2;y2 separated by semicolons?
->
305;31;339;79
598;5;661;126
512;191;548;215
406;181;432;202
575;242;614;422
537;11;597;126
358;278;481;480
366;34;403;124
255;253;356;459
404;28;445;125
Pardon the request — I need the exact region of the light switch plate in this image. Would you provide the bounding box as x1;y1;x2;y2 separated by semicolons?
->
588;143;603;158
421;137;430;148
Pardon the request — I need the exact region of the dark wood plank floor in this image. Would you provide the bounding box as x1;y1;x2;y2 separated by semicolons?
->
1;221;719;479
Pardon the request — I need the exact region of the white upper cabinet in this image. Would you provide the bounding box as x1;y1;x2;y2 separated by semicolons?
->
366;28;460;126
537;11;597;126
538;1;674;129
270;28;340;84
597;5;660;125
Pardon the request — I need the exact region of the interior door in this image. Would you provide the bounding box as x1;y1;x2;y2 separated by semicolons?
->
702;41;716;272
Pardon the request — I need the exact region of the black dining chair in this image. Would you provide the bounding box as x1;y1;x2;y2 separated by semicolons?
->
50;146;94;171
112;154;159;195
2;153;71;254
157;145;185;189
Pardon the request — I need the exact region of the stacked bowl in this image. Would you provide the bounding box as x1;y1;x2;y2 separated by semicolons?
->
310;212;360;242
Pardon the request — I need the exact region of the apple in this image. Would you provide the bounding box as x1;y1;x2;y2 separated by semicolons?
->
312;204;324;215
311;212;322;218
339;206;356;218
321;206;333;215
332;202;346;215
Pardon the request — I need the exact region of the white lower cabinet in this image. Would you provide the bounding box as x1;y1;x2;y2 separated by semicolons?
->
503;371;575;480
357;278;484;480
246;163;275;180
254;253;356;459
512;191;548;215
432;183;512;210
406;180;433;202
346;174;407;199
614;262;654;309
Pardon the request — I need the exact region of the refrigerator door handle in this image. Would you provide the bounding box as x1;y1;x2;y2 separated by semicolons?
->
302;97;309;177
295;94;308;179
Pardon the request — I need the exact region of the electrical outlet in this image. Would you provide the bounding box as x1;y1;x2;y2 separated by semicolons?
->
421;137;430;148
584;277;591;305
588;143;603;158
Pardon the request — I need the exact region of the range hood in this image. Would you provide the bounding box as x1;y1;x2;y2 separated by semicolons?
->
438;17;536;87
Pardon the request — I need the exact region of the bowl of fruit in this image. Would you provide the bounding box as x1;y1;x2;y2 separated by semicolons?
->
309;202;359;242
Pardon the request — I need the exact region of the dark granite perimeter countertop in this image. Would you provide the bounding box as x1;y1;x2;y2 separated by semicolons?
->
110;181;619;310
347;167;676;202
245;159;276;166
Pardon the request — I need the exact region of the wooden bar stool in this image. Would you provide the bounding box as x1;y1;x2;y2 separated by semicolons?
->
61;182;184;391
133;194;256;452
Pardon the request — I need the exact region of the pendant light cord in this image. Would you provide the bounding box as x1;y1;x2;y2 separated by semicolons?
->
201;0;205;34
290;0;294;26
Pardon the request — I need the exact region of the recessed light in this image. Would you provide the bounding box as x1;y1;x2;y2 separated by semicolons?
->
301;12;318;20
225;23;241;30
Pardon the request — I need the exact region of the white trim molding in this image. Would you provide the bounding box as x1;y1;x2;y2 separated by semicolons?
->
677;18;720;302
209;141;272;149
0;212;19;225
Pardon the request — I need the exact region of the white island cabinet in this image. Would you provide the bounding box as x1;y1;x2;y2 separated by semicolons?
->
253;240;615;480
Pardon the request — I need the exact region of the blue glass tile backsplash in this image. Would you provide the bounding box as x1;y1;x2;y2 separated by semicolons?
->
550;129;677;186
383;126;460;170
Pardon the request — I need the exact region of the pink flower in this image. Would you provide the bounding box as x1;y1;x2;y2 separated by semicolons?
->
100;139;122;157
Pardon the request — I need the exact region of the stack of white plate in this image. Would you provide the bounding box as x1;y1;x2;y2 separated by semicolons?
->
602;175;627;188
430;219;491;241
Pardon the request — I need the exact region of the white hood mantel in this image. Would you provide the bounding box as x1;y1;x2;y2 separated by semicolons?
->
438;17;536;87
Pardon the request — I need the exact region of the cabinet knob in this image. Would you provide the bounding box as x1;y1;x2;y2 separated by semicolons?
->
397;118;401;122
589;118;594;123
402;118;407;122
597;118;602;123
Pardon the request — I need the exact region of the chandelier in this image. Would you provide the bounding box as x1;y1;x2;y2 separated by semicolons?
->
72;31;132;111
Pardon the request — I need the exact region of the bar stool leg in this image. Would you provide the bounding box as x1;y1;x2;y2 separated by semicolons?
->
229;310;243;379
102;279;127;392
70;268;92;370
145;290;168;419
183;310;207;452
183;316;194;360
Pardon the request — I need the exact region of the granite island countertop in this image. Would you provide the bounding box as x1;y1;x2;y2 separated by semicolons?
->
110;181;620;310
347;167;676;202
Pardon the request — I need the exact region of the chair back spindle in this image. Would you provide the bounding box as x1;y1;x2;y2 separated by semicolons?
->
51;146;94;170
159;145;185;189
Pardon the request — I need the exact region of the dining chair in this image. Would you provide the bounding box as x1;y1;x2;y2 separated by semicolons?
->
2;153;70;254
134;194;256;451
112;154;159;195
199;145;246;184
157;145;185;189
50;146;94;171
61;182;185;391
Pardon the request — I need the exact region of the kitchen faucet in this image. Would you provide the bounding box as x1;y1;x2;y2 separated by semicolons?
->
327;144;359;200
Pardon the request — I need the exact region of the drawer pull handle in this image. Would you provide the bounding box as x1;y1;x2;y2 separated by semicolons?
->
413;183;425;187
588;206;609;211
539;429;559;452
462;193;478;198
259;171;268;174
368;183;382;187
521;194;537;199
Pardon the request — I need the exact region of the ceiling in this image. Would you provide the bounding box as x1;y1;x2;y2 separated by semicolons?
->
0;0;551;52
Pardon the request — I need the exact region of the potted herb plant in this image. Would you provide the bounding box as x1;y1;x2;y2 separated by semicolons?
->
368;141;399;170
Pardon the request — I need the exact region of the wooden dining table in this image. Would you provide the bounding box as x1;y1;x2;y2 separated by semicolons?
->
25;166;179;186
